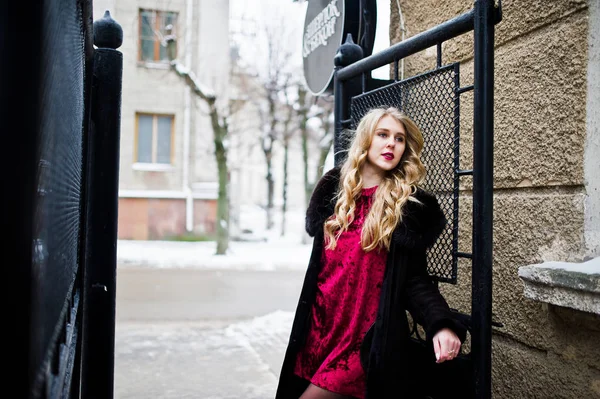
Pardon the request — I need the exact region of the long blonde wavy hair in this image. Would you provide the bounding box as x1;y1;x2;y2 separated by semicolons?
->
324;107;427;252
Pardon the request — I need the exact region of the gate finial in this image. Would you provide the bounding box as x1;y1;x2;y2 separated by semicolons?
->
93;10;123;49
334;33;363;67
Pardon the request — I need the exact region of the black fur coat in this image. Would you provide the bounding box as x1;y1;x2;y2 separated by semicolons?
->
275;167;467;399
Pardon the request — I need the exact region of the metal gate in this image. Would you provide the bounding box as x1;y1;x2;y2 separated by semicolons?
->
2;1;123;398
333;1;502;397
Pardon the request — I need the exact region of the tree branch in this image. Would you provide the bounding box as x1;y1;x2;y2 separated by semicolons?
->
169;60;216;103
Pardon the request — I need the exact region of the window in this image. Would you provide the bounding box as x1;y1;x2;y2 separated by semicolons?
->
139;9;178;62
135;113;174;165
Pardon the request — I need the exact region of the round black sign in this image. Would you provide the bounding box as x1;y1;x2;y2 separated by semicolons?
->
302;0;349;96
302;0;376;96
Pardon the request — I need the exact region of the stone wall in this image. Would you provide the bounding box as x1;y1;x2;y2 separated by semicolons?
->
389;1;600;397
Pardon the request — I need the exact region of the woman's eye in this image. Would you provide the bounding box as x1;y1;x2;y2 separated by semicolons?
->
378;133;387;138
396;137;404;142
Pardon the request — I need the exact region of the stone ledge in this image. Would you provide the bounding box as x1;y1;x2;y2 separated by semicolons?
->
518;257;600;315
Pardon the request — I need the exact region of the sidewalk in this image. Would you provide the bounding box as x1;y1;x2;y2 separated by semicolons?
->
114;235;309;398
114;311;294;399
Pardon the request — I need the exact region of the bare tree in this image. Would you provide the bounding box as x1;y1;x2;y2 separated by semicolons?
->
299;91;334;203
297;88;334;243
298;85;311;209
234;8;302;231
263;85;278;230
312;95;335;184
164;31;231;254
280;79;300;237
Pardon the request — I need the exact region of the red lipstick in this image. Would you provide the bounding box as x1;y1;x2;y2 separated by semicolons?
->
382;152;394;160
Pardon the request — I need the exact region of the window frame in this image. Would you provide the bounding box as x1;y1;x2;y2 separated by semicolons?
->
134;112;175;166
138;9;178;63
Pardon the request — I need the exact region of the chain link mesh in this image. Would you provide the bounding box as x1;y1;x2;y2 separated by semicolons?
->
348;64;460;283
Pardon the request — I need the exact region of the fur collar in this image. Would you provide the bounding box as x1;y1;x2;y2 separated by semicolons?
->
306;167;446;250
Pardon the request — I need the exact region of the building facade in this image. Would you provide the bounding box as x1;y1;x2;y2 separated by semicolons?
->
92;0;314;241
387;0;599;397
92;0;229;240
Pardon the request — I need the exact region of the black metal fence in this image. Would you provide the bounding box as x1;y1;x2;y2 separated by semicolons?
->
350;64;460;283
2;1;123;398
333;1;502;398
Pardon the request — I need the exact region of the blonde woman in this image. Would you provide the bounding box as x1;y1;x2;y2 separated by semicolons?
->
275;107;466;399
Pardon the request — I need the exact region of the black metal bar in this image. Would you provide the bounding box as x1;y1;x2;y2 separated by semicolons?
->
457;169;474;176
334;71;347;166
338;10;475;81
472;0;495;398
453;63;460;282
333;35;364;166
80;11;123;399
437;42;443;68
457;252;473;259
457;85;475;94
394;59;399;81
361;73;367;93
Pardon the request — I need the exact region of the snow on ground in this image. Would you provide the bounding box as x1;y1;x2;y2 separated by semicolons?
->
117;208;314;270
114;310;295;398
117;239;312;270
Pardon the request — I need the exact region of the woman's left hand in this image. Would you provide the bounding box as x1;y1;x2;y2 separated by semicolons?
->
432;328;461;363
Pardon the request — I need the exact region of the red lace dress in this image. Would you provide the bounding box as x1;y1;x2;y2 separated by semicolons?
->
294;186;387;399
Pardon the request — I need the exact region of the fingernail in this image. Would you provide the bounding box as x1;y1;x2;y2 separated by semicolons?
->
435;352;439;361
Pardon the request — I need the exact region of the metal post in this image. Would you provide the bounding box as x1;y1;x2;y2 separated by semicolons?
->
333;71;346;167
472;0;495;398
333;34;364;166
81;10;123;398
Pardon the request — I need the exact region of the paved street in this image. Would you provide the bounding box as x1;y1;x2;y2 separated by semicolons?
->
115;265;305;398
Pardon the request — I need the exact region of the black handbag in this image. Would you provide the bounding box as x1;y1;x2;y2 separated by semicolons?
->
360;319;474;399
404;335;474;399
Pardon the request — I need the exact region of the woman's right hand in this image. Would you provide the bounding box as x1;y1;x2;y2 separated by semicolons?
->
432;328;461;363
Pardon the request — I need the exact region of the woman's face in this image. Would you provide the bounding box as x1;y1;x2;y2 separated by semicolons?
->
365;115;406;175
